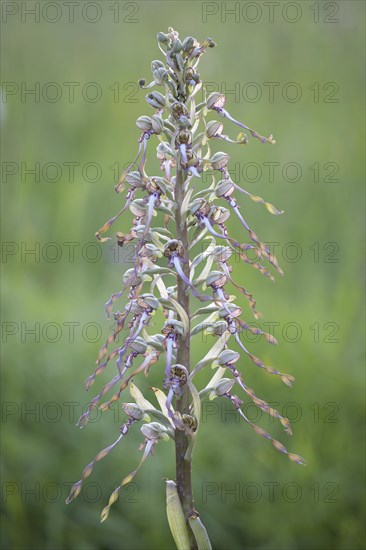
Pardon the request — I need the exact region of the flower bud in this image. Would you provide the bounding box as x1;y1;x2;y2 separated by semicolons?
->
174;53;184;72
210;152;229;170
157;32;169;45
185;67;195;82
207;92;226;110
162;319;184;336
151;114;165;134
190;198;211;217
211;245;232;262
126;300;145;314
140;243;162;259
206;120;224;139
141;422;170;441
182;36;196;53
146;333;165;351
137;293;160;311
129;200;147;218
129;337;148;355
210;206;230;224
132;225;147;239
209;378;235;400
219;303;242;318
156;142;174;159
205;320;228;336
122;403;145;420
136;115;153;132
203;37;216;49
146;91;166;109
215;179;235;198
206;271;228;288
146;177;166;196
151;60;165;72
171;39;183;53
217;349;240;366
167;27;179;40
125;170;144;187
153;67;168;85
122;268;143;285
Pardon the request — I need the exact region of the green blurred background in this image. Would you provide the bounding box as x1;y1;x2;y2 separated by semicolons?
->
1;1;365;549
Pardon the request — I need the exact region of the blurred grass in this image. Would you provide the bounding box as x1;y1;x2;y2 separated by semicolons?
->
1;1;365;549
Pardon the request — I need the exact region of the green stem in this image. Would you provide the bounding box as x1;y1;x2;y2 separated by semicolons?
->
174;164;197;550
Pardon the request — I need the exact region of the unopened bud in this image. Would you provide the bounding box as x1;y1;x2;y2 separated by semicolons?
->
156;142;174;158
206;271;228;288
162;319;184;336
146;91;166;109
151;60;165;72
151;114;165;134
136;115;153;132
207;92;226;110
211;245;232;262
146;333;165;351
126;300;144;314
205;320;228;336
215;180;235;198
219;303;242;318
129;200;147;218
190;198;211;217
171;39;183;53
153;67;168;85
129;337;148;355
141;243;162;259
209;378;235;400
141;422;170;441
125;170;144;187
210;206;230;224
182;36;196;53
122;267;143;285
157;32;169;45
122;403;145;420
137;293;160;311
217;349;240;366
206;120;224;139
210;152;229;170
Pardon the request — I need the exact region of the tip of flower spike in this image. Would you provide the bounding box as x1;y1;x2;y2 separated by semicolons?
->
100;506;109;523
288;453;307;466
281;374;295;387
65;481;82;504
